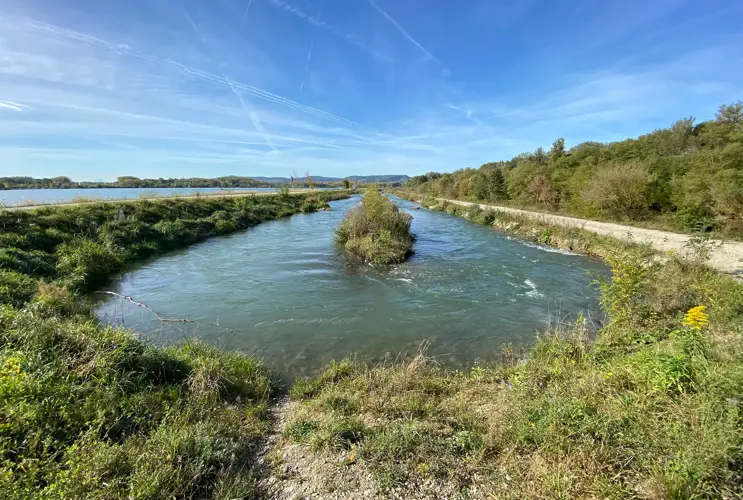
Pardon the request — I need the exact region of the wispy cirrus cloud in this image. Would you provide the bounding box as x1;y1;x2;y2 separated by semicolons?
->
266;0;394;63
0;100;28;112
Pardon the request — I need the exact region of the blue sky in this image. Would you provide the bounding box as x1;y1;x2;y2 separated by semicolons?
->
0;0;741;181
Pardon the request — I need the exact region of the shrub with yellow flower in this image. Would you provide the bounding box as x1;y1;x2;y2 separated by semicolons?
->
682;305;709;330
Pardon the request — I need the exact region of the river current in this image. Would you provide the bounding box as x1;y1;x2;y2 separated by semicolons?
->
95;196;608;380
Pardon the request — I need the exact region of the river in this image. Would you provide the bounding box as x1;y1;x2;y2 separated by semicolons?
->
95;196;608;381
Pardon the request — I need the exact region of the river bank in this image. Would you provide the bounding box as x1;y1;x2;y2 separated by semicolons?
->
261;200;743;499
432;197;743;275
2;192;743;498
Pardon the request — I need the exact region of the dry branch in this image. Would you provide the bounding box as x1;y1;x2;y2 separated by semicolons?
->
94;291;194;323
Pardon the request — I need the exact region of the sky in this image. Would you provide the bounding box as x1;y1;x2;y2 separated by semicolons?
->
0;0;741;181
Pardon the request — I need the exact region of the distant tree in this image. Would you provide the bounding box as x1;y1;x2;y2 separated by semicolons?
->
529;172;556;208
534;147;548;166
343;179;351;189
456;176;470;199
487;169;507;201
549;138;566;163
716;102;743;125
469;173;489;201
582;163;653;218
116;176;141;187
305;171;314;190
667;118;696;155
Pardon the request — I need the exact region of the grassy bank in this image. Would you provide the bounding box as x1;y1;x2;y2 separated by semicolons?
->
0;191;348;306
336;189;414;265
1;308;274;498
0;191;350;498
276;199;743;498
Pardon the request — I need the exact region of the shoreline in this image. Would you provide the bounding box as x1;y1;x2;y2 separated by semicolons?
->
420;196;743;275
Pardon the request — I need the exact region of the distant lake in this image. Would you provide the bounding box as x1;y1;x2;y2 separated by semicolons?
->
0;187;335;206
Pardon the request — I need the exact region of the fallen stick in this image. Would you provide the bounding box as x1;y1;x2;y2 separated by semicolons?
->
94;291;194;323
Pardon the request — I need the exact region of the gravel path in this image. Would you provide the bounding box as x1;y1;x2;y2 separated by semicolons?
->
439;198;743;275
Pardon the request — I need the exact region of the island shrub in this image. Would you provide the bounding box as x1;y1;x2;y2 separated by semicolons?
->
336;189;414;264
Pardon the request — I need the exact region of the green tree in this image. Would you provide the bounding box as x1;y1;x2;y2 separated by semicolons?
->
487;169;507;201
343;179;351;190
716;102;743;124
469;173;489;201
582;163;653;218
549;138;566;163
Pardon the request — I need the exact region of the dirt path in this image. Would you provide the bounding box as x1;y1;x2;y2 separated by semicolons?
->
1;189;320;211
438;198;743;275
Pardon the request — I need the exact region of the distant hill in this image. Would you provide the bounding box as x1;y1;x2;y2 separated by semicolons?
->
252;175;410;184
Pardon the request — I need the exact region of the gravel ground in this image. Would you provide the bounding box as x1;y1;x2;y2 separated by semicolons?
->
440;199;743;275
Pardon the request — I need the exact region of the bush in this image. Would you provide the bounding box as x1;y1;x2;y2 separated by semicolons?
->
0;271;38;307
582;163;654;219
56;239;125;291
336;190;414;264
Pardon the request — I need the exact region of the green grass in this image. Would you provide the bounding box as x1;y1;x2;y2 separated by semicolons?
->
336;188;414;265
0;307;274;499
285;211;743;497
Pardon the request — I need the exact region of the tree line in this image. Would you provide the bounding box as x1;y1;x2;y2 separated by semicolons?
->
0;176;269;190
0;175;355;190
407;102;743;234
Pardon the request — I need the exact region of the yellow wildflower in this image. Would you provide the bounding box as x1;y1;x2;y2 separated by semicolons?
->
0;357;22;378
682;305;709;330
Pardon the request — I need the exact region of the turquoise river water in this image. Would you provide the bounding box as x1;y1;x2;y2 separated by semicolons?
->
95;196;608;381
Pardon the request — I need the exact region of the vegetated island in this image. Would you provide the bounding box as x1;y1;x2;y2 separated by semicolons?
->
335;188;415;264
1;105;743;498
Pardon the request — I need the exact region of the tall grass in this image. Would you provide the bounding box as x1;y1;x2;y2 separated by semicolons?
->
283;246;743;497
336;189;414;264
0;307;274;499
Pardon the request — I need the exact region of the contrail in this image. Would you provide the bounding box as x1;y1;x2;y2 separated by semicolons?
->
0;101;26;112
300;36;314;93
224;75;278;152
26;19;388;136
183;11;206;45
183;9;278;152
300;0;325;92
241;0;254;28
366;0;443;66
